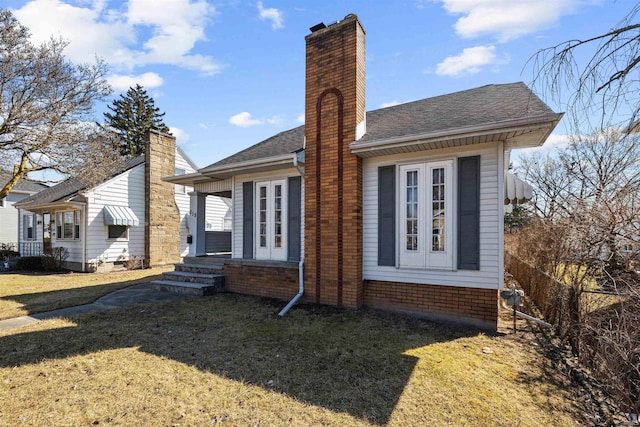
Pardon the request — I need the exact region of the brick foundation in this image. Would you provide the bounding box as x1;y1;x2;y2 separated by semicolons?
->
364;280;498;330
223;260;308;302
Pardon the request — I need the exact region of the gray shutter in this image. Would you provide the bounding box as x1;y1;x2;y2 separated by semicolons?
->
378;165;396;266
458;156;480;270
287;176;302;261
242;181;254;259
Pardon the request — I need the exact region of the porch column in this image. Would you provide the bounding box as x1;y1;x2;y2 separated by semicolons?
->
188;192;207;256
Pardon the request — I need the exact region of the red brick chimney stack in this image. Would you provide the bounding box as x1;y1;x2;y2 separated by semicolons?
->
304;14;366;308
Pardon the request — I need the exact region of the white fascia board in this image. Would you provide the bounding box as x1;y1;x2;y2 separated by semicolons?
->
350;113;563;154
198;154;298;178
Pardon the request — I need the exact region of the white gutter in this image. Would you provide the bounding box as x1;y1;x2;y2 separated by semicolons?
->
349;113;563;154
279;260;304;317
199;153;296;176
292;153;304;176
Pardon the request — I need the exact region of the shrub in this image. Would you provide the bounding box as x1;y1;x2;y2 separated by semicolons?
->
0;243;19;260
15;256;43;271
124;256;146;270
41;247;69;272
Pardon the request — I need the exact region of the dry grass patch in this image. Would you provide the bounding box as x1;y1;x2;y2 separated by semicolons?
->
0;294;588;426
0;267;172;320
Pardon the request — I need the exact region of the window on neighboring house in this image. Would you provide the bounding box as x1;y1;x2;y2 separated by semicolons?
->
175;168;186;194
255;179;287;261
23;214;36;240
107;225;128;240
56;210;81;240
399;160;453;269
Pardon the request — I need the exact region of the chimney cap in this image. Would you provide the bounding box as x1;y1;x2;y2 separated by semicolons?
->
309;22;327;33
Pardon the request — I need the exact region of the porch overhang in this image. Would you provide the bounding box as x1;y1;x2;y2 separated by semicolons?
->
199;153;304;179
14;200;86;214
349;113;563;158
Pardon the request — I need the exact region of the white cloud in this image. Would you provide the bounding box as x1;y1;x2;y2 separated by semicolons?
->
229;112;283;127
512;133;570;166
436;45;506;77
435;0;585;42
169;126;190;145
296;113;305;124
380;100;401;108
107;72;164;91
12;0;220;76
229;112;264;127
257;1;284;29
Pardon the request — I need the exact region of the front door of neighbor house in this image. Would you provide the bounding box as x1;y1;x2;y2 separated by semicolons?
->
42;212;52;254
255;180;287;261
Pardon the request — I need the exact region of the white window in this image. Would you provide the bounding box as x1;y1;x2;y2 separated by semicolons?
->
23;214;36;240
255;179;287;261
175;168;186;194
56;210;81;240
399;160;453;269
107;225;128;240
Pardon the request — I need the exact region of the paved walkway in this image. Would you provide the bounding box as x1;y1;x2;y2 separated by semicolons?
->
0;284;193;332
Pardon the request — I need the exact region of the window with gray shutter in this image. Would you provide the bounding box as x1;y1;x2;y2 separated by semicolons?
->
243;181;254;259
378;165;396;266
287;176;302;261
457;156;480;270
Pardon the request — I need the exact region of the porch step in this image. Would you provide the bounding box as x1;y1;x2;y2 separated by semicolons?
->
150;280;224;297
162;270;225;285
175;263;224;275
182;256;228;266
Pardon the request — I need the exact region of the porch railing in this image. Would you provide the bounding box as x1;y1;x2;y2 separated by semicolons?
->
1;242;44;257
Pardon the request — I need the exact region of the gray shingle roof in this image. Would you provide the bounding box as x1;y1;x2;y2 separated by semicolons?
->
0;171;49;194
208;125;304;168
15;155;145;208
204;82;556;170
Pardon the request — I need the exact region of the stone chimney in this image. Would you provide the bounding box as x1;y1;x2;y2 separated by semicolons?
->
144;129;181;267
304;14;366;308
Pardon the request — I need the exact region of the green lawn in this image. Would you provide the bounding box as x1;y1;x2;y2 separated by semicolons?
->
0;278;591;426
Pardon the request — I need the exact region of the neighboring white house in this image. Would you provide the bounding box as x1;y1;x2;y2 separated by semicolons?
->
15;145;230;272
0;171;48;254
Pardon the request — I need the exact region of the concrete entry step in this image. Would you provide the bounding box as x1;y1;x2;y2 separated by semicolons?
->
162;270;225;285
174;263;224;275
150;280;225;297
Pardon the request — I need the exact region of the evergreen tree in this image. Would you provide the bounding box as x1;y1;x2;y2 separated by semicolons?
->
103;84;170;157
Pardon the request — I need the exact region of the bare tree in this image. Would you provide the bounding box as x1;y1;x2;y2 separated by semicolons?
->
519;129;640;272
530;4;640;133
0;8;112;199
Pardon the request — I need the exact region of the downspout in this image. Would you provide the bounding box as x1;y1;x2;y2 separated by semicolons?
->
81;203;87;272
278;155;305;317
278;260;304;316
499;300;552;328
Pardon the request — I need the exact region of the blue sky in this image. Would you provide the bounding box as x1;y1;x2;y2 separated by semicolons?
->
4;0;634;168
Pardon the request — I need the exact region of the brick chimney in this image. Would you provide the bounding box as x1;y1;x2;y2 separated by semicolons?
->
144;129;181;267
304;14;366;308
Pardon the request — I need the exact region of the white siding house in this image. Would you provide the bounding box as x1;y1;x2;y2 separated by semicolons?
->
0;172;48;255
15;147;230;272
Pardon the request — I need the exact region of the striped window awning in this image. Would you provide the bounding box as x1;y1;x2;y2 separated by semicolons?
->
504;172;533;205
103;206;139;226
